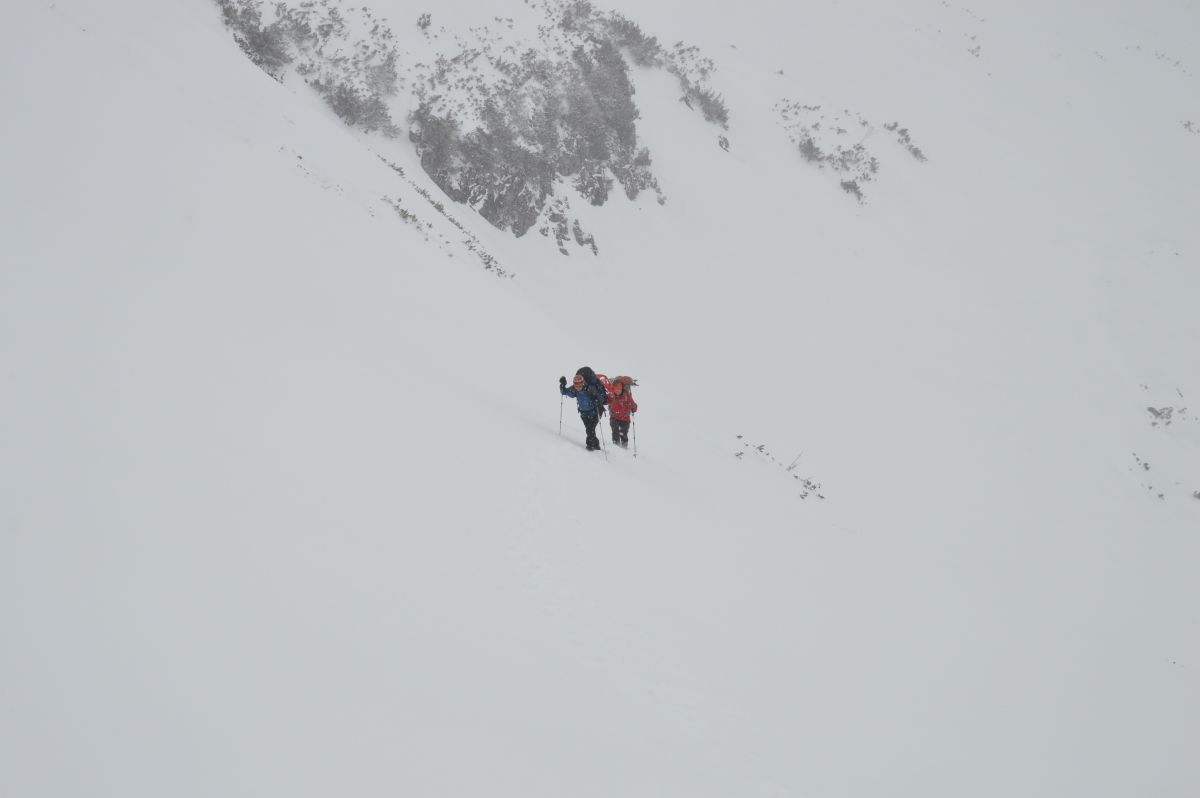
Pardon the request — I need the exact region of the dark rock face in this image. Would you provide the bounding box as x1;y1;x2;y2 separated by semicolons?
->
409;1;727;250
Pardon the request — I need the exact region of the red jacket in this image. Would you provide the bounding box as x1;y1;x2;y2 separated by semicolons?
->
608;390;637;422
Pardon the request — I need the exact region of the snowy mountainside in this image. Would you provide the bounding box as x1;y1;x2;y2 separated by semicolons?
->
2;1;1199;797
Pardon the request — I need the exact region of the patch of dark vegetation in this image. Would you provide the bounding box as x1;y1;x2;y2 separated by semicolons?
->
776;101;928;201
383;196;430;230
1129;385;1198;501
884;121;928;162
215;0;401;135
379;156;513;278
572;219;598;256
1146;406;1188;427
1125;44;1194;78
734;435;826;500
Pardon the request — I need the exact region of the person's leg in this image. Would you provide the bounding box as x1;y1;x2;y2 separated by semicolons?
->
578;413;591;448
610;417;620;444
583;412;600;450
618;420;630;445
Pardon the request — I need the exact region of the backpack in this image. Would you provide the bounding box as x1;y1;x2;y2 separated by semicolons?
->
588;375;610;410
608;376;637;418
576;366;609;411
595;373;613;402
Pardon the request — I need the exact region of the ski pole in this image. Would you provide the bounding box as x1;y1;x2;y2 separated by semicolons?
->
632;417;637;458
559;395;564;436
597;410;609;461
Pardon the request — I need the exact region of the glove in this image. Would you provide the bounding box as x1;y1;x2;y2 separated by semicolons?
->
559;376;567;388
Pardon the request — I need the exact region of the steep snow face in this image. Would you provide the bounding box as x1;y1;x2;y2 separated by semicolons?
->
2;1;1198;797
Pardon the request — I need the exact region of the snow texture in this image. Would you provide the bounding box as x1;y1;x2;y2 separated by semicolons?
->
2;0;1198;796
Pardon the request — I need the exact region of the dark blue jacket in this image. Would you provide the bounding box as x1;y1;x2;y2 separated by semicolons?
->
561;384;603;415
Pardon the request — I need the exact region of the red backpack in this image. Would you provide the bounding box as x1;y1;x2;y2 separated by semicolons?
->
610;375;637;394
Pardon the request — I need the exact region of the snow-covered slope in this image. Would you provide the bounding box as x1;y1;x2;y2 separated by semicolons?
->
2;1;1197;796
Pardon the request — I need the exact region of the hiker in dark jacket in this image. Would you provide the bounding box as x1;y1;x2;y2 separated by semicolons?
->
559;368;608;451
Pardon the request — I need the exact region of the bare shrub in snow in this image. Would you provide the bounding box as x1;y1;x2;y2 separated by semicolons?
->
884;121;929;161
378;157;512;278
777;101;926;200
1146;406;1186;426
572;219;598;255
1130;395;1195;500
798;136;824;163
383;196;427;230
734;435;826;500
687;86;730;128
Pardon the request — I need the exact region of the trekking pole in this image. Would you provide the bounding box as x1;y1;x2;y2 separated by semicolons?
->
632;417;637;458
598;411;609;461
559;395;564;436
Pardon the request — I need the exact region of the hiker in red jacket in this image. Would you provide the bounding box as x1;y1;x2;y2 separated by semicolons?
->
607;376;638;448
